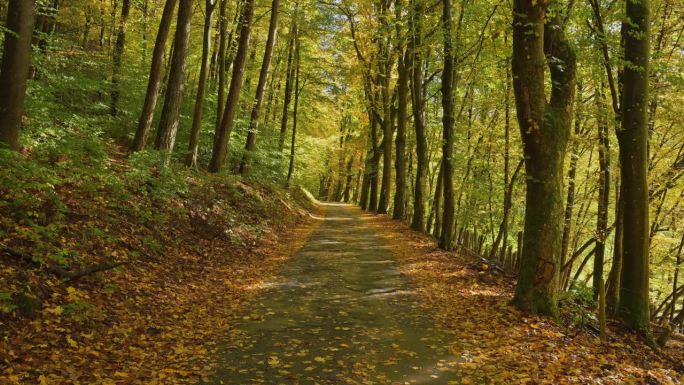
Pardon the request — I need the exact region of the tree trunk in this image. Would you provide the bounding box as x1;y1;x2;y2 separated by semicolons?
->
99;0;106;48
359;150;371;210
277;27;296;152
393;49;408;220
0;0;35;151
286;36;301;186
409;0;427;231
593;85;611;300
490;74;514;260
560;99;581;279
428;160;444;238
141;0;149;63
110;0;131;116
439;0;455;250
511;1;576;317
377;20;392;213
131;0;177;151
368;113;381;212
617;0;651;332
607;182;623;314
343;156;354;202
187;0;217;167
154;0;193;154
239;0;280;174
209;0;256;172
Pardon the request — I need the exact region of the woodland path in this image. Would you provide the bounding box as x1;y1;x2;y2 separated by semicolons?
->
207;203;460;384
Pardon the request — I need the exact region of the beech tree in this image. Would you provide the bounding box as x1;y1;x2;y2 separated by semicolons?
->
510;0;576;316
239;0;281;174
155;0;193;153
209;0;256;172
617;0;651;332
0;0;35;150
131;0;177;151
187;0;218;167
110;0;131;116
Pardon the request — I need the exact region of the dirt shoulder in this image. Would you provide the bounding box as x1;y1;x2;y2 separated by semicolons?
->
366;212;684;385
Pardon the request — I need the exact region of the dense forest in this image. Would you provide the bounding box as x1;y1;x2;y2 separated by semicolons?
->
1;0;683;383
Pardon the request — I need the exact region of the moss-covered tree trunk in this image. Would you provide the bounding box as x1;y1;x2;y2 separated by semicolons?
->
617;0;651;332
0;0;35;150
511;1;576;317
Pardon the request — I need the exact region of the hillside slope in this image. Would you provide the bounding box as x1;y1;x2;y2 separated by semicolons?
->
0;144;319;384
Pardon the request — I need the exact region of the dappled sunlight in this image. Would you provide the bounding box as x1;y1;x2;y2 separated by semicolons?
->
368;213;683;384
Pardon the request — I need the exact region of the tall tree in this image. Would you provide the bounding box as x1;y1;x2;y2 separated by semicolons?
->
110;0;131;116
0;0;35;150
154;0;193;153
239;0;281;174
438;0;455;250
278;26;297;152
593;85;611;300
511;0;576;316
409;0;428;231
286;35;302;186
209;0;256;172
617;0;651;332
376;0;393;214
187;0;218;167
393;47;409;220
131;0;178;151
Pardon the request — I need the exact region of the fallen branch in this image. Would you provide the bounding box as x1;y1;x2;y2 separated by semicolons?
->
456;244;510;276
48;262;127;282
1;244;125;282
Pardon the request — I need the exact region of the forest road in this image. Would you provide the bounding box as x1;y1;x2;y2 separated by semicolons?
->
206;203;461;385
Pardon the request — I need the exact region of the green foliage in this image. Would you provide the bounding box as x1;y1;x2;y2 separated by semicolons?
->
559;282;596;327
0;292;17;314
126;150;189;201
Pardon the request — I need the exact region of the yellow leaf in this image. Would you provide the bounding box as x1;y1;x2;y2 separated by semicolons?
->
67;336;78;348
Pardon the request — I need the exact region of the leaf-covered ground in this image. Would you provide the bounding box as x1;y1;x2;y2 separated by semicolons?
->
366;210;684;384
0;146;321;384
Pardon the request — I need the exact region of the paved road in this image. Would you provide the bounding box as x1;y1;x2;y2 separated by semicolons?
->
207;203;459;384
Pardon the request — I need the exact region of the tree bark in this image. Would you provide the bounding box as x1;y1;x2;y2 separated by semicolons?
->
187;0;217;167
593;85;611;300
0;0;35;150
511;1;576;317
393;50;408;219
617;0;651;332
278;27;297;152
131;0;177;151
154;0;193;154
209;0;256;172
409;0;427;231
286;36;301;186
377;0;393;214
439;0;455;250
110;0;131;116
239;0;280;174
